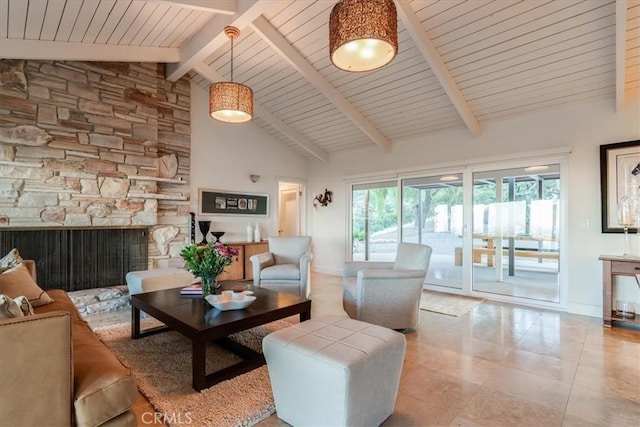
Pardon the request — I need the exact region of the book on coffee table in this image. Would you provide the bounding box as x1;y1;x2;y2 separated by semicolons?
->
180;283;203;295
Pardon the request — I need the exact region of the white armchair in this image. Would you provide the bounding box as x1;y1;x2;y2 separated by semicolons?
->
343;242;432;330
250;236;312;298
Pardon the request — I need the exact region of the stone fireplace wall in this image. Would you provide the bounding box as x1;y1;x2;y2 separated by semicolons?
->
0;60;191;268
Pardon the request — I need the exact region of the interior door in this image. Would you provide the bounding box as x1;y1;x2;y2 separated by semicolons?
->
278;182;301;236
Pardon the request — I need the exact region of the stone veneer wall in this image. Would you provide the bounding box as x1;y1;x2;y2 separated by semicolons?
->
0;60;191;268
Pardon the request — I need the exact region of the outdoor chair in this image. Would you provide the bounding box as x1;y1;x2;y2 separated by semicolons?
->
343;242;432;330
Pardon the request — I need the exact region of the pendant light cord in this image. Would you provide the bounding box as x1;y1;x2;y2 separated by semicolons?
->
230;36;234;83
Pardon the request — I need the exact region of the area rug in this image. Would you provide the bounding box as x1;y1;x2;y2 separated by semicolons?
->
420;290;485;317
95;319;292;427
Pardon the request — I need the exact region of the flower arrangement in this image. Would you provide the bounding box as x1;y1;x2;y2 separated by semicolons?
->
180;242;239;296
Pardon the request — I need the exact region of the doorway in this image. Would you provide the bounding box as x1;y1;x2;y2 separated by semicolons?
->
278;181;305;236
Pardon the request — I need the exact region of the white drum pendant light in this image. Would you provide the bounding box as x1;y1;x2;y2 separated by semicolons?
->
209;26;253;123
329;0;398;72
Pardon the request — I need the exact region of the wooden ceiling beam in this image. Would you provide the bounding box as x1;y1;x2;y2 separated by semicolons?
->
0;39;179;62
193;62;330;162
166;0;288;82
395;0;481;137
251;15;392;152
616;0;627;112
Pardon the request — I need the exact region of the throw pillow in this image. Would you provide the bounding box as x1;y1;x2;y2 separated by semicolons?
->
0;294;34;319
0;248;24;269
0;264;53;307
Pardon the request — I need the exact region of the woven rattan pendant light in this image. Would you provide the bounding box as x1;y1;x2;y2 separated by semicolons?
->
209;26;253;123
329;0;398;72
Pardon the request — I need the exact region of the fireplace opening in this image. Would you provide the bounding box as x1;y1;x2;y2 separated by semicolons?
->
0;228;148;291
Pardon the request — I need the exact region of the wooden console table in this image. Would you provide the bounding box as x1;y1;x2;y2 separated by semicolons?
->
218;241;269;282
599;255;640;328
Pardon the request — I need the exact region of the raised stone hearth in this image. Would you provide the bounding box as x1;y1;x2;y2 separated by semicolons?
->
69;286;130;315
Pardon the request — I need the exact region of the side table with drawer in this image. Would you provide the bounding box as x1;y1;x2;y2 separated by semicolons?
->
599;255;640;328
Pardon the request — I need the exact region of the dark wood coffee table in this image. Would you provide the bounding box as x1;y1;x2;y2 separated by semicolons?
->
130;283;311;391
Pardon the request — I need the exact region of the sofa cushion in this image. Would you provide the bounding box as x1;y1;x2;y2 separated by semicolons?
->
260;264;300;281
0;248;24;271
72;321;138;427
32;290;137;426
0;264;53;307
33;289;84;322
0;294;34;318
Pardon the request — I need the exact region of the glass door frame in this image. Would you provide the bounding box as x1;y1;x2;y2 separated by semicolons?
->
464;156;569;310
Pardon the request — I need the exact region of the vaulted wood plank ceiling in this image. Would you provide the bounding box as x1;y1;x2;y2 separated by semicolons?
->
1;0;638;161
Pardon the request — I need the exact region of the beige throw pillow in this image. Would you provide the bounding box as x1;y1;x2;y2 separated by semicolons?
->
0;248;24;269
0;264;53;307
0;294;34;318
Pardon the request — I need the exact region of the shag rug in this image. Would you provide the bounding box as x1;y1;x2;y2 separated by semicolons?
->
96;319;292;427
420;290;485;317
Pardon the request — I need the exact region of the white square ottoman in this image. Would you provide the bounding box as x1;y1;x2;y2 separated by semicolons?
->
125;268;195;296
263;315;406;427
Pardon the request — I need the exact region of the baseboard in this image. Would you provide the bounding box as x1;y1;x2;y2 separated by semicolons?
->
565;302;601;318
311;265;342;276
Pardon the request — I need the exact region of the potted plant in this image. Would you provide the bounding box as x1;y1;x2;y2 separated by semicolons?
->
180;242;239;297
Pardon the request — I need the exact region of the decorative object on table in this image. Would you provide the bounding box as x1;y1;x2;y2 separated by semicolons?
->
180;242;239;298
198;221;211;245
329;0;398;72
313;189;333;208
205;291;256;311
180;283;203;296
211;231;225;243
246;223;253;242
254;222;261;242
615;300;636;319
617;193;638;255
189;212;196;244
231;284;248;293
199;188;268;216
600;140;640;233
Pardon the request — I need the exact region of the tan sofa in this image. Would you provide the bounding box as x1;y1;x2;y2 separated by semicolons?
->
0;260;150;427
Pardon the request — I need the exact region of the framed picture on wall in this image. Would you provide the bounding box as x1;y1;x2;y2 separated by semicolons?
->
199;188;269;216
600;140;640;233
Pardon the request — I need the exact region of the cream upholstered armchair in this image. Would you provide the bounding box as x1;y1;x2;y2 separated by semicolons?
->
343;242;432;330
250;236;312;298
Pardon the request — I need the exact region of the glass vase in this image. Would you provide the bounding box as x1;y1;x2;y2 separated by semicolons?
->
202;276;221;298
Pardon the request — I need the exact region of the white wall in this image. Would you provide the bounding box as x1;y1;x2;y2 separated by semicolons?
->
190;83;309;243
307;97;640;317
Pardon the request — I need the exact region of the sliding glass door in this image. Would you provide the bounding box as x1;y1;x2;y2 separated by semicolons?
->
351;181;398;261
471;165;561;303
401;174;464;290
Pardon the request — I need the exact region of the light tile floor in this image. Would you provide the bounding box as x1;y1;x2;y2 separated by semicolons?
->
84;273;640;426
258;273;640;427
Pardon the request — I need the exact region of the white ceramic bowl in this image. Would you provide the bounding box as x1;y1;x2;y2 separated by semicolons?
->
205;291;256;311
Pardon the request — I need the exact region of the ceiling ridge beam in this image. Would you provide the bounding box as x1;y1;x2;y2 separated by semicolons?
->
395;0;481;137
0;39;179;62
166;0;289;82
152;0;236;14
193;62;330;162
251;15;392;152
616;0;627;112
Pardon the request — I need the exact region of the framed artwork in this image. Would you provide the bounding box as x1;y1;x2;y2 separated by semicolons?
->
600;140;640;233
199;188;269;216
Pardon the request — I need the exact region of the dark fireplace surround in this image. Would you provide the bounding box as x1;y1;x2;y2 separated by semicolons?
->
0;228;148;291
